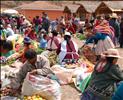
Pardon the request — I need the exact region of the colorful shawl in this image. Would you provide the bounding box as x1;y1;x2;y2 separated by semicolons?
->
94;20;115;38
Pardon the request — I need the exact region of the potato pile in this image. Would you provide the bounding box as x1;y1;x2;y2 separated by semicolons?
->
81;45;97;64
23;95;46;100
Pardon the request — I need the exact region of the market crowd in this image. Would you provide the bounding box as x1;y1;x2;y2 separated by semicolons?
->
0;11;123;100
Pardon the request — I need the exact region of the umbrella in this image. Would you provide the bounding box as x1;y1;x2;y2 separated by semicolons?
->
3;9;18;14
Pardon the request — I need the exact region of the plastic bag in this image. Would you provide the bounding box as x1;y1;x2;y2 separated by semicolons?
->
51;65;73;85
1;96;17;100
22;73;61;100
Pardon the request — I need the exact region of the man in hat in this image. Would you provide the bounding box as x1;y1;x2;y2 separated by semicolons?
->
109;13;120;45
57;31;79;64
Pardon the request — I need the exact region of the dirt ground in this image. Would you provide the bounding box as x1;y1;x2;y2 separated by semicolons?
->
61;37;123;100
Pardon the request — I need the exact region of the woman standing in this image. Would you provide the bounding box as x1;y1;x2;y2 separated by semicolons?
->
85;20;115;60
81;49;123;100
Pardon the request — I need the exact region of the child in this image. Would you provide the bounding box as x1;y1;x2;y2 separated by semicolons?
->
39;34;47;49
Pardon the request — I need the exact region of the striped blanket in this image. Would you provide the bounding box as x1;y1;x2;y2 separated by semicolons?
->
94;20;115;38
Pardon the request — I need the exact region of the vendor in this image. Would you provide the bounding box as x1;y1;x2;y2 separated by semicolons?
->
9;49;54;91
57;31;79;64
0;40;14;57
85;20;115;60
47;30;61;51
81;49;123;100
19;37;34;63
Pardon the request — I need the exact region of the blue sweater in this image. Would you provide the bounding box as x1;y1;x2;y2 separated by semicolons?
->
112;83;123;100
85;33;108;44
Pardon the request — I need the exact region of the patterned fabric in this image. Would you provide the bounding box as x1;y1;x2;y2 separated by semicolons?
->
94;20;114;38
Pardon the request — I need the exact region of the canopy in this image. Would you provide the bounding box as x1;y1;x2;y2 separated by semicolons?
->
3;9;18;14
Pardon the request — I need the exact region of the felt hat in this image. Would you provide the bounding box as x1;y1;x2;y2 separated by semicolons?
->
101;49;122;58
23;37;31;44
65;31;71;36
111;13;118;18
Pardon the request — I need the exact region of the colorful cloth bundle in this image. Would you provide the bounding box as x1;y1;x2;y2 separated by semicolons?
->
94;20;114;38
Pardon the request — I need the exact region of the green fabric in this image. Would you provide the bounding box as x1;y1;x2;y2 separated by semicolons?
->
79;74;91;93
35;25;39;34
1;30;7;40
2;50;15;57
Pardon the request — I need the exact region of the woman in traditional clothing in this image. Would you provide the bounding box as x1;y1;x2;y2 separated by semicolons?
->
57;31;79;64
85;20;115;60
18;37;34;63
47;30;61;51
81;49;123;100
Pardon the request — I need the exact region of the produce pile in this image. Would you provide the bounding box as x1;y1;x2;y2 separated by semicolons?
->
64;56;94;73
79;45;97;64
76;33;86;40
1;87;46;100
23;95;46;100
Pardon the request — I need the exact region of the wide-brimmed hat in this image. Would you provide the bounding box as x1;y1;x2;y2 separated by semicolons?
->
101;49;122;58
65;31;71;36
23;37;31;44
111;13;118;18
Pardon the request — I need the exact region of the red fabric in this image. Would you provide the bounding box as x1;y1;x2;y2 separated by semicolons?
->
66;23;77;34
24;28;32;36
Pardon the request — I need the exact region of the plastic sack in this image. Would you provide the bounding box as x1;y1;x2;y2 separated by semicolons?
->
22;73;61;100
73;69;91;93
1;96;17;100
51;65;73;85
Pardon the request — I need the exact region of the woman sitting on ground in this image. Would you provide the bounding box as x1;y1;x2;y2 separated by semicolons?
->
57;31;79;64
47;30;61;51
39;34;48;49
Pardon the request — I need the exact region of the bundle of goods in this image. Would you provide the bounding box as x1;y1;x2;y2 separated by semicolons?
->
64;56;94;69
79;45;97;64
22;73;61;100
